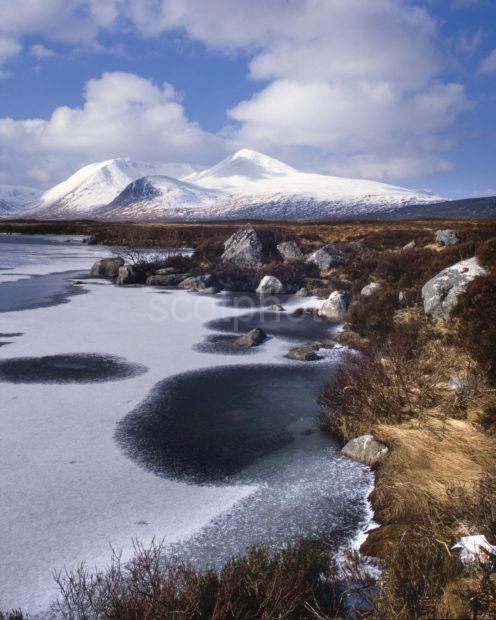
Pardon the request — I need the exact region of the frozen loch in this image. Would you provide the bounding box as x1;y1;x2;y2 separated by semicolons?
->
0;235;372;615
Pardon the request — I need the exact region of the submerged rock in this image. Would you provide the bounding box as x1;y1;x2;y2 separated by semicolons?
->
318;290;351;322
286;340;334;361
422;257;486;320
436;229;460;246
222;224;263;268
234;328;267;347
277;240;303;261
89;257;124;278
256;275;285;295
116;264;144;286
146;273;187;286
306;244;345;272
295;287;309;297
179;274;213;290
342;435;389;466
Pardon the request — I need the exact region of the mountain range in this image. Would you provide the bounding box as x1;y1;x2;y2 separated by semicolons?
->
1;149;492;220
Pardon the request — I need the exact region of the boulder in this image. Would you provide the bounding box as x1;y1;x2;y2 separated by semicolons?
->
179;274;213;290
221;224;263;268
448;375;469;391
422;257;486;320
89;257;124;278
156;267;182;275
234;328;267;347
116;264;145;285
342;435;389;466
436;229;460;246
306;244;345;272
295;287;309;297
286;340;334;361
199;287;220;295
267;303;285;312
345;239;364;251
277;240;303;261
146;273;187;286
318;290;351;322
403;241;416;250
256;275;285;295
360;282;380;297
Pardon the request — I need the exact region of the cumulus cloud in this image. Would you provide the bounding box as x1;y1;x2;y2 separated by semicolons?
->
479;48;496;74
0;72;224;186
0;0;478;183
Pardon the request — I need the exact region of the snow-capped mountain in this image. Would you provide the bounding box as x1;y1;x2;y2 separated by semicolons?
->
0;185;42;216
21;149;443;220
98;175;222;219
24;158;178;219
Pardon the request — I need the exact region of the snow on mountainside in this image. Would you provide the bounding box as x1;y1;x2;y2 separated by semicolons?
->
20;149;444;221
98;175;222;220
104;149;443;220
23;159;176;219
0;185;42;216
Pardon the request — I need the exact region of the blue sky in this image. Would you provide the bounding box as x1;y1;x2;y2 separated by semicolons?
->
0;0;494;199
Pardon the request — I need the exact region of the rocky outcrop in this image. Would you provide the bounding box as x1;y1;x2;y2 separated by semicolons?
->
179;274;213;290
221;224;263;268
286;340;334;361
277;240;303;260
342;435;389;466
234;328;267;347
256;275;285;295
89;257;124;278
436;229;460;246
422;257;486;320
306;244;345;272
116;264;144;285
360;282;380;297
146;273;187;286
318;290;351;322
295;287;309;297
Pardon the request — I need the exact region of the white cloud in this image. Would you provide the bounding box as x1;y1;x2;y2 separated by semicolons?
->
0;0;478;183
0;71;224;186
479;48;496;74
30;44;55;59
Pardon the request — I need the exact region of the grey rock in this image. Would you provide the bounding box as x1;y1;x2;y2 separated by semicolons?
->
89;257;124;278
199;286;220;295
318;290;351;322
146;273;187;286
345;239;364;251
256;275;285;295
306;244;345;272
342;434;389;466
222;224;263;268
436;229;460;246
277;240;303;260
116;264;143;286
156;267;182;275
83;235;97;245
403;241;416;250
360;282;380;297
398;290;407;305
234;328;267;347
295;287;309;297
267;303;285;312
178;274;213;290
422;257;486;320
448;375;469;391
286;340;334;361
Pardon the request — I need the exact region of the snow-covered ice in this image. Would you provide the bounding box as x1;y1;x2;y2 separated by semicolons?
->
0;237;372;615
